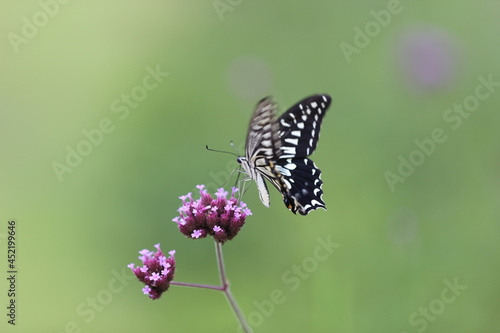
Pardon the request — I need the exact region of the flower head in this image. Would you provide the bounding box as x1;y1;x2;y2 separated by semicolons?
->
128;243;176;300
172;185;251;244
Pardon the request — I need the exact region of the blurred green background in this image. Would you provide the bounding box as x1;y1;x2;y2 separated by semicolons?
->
1;1;499;332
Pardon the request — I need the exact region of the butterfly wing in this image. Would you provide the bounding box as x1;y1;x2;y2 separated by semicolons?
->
245;97;280;162
273;94;331;215
275;157;326;215
278;94;331;158
238;97;280;207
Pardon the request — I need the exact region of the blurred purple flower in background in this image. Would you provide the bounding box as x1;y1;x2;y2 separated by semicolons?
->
395;26;463;93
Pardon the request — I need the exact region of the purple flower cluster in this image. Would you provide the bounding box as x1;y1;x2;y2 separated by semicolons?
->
172;185;251;244
128;244;176;300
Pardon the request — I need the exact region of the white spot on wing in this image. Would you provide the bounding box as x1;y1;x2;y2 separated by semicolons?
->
280;146;296;157
276;166;291;176
310;199;323;207
285;138;299;145
261;140;271;147
280;119;291;127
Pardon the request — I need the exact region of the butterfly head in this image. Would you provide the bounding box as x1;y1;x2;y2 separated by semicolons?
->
236;156;250;175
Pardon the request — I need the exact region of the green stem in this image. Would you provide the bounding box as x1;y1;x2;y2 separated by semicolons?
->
170;281;224;291
215;241;253;333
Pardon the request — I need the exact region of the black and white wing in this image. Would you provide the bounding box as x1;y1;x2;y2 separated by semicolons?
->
244;97;280;167
237;94;331;215
274;94;331;215
277;95;330;158
238;97;280;207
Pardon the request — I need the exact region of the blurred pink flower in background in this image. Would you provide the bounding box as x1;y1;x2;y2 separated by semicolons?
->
395;26;463;93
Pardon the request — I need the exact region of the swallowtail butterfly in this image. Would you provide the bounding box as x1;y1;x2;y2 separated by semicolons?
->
237;94;331;215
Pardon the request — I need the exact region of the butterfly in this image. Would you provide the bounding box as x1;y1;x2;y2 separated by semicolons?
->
237;94;331;215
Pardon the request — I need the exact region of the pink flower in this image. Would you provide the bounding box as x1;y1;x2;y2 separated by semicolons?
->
172;186;251;244
128;244;176;300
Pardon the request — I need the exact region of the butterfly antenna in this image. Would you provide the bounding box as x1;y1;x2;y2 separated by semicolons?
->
205;145;239;157
229;141;242;155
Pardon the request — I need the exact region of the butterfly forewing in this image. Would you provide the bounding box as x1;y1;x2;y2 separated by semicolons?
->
238;94;331;215
245;97;280;160
278;94;331;158
238;97;278;207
